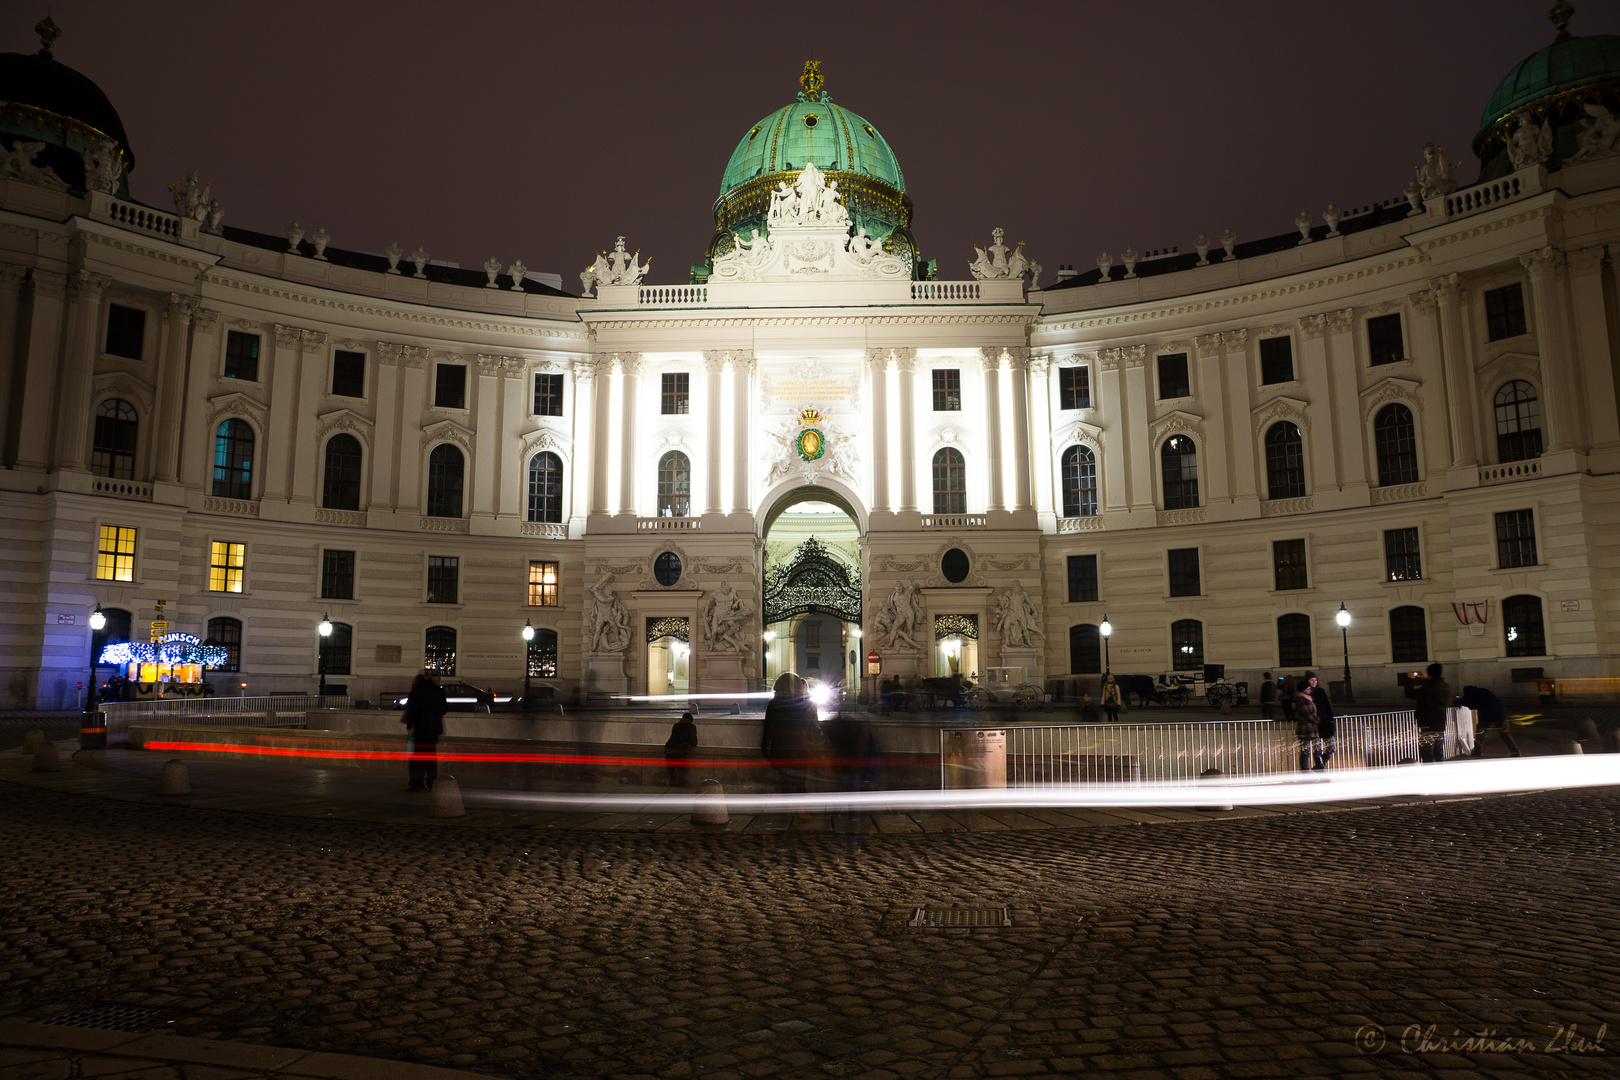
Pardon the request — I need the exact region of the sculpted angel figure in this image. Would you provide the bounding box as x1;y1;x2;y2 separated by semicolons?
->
1005;241;1030;282
1414;142;1458;199
969;246;995;279
1570;103;1620;162
734;228;772;265
585;572;631;654
1505;115;1553;170
849;227;884;261
0;141;68;191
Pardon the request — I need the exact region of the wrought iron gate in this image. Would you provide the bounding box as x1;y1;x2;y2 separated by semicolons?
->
762;536;862;626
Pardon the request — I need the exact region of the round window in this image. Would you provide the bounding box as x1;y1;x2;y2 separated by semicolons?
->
941;548;970;584
803;113;819;128
653;552;682;587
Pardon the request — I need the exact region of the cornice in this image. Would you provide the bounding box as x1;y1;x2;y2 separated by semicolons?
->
587;313;1032;331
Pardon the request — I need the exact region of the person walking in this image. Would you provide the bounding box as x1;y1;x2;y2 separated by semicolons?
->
1292;672;1321;772
1406;662;1452;763
664;711;698;786
1101;674;1122;722
402;671;448;791
1305;671;1335;770
1457;684;1521;758
1280;674;1298;723
1259;671;1277;721
762;672;822;814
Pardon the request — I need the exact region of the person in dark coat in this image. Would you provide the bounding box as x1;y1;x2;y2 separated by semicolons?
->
1305;671;1335;770
402;671;448;791
665;711;698;786
761;672;821;799
1259;671;1277;720
1292;673;1321;772
1457;685;1521;758
1280;674;1298;723
1405;662;1452;763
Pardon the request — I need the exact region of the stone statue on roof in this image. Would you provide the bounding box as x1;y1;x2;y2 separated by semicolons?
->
970;227;1040;289
580;236;649;295
1506;115;1553;171
1570;103;1620;163
0;141;68;192
1414;142;1458;200
81;139;122;195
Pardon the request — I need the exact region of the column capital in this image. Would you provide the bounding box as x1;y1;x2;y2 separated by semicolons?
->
29;269;67;300
71;269;112;302
866;346;911;372
1297;314;1327;340
376;342;405;366
1026;354;1050;377
1326;308;1355;335
1566;245;1605;277
1430;272;1465;306
1407;288;1437;315
0;262;26;290
1519;246;1564;283
299;328;330;351
1194;333;1223;359
273;323;303;349
723;350;754;376
476;352;523;376
192;306;221;332
1221;328;1248;350
165;293;198;322
401;345;431;370
702;349;727;375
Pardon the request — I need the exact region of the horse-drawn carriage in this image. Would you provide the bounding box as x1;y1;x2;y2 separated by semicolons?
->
1115;665;1242;709
964;667;1045;710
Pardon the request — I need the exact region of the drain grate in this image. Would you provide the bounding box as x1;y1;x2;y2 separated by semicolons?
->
909;906;1012;929
39;1005;174;1033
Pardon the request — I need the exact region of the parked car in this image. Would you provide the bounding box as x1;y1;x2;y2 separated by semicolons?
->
385;681;515;712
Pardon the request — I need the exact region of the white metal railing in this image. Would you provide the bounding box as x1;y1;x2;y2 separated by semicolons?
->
912;282;981;301
920;514;986;529
98;694;349;736
639;285;708;305
956;711;1421;787
637;517;701;531
1445;175;1524;217
1479;460;1541;484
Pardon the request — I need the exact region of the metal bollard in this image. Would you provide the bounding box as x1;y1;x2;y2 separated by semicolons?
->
691;778;729;825
157;759;191;795
32;743;62;773
21;730;45;754
429;775;465;818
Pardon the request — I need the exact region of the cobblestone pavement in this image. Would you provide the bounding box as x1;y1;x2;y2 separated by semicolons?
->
2;776;1617;1079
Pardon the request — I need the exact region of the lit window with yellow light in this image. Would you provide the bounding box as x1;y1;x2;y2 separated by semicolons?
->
95;525;136;581
528;560;559;606
209;541;245;592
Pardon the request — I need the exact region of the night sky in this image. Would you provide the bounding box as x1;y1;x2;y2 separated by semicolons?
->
9;1;1618;290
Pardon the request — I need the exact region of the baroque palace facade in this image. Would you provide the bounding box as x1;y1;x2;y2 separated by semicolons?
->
3;23;1620;708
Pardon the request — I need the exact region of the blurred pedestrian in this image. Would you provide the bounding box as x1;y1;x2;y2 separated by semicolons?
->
1259;671;1277;720
1306;671;1335;770
665;711;698;786
1280;674;1298;723
1406;662;1451;763
1101;675;1121;722
402;671;448;791
1293;672;1321;772
1457;684;1521;758
762;672;822;813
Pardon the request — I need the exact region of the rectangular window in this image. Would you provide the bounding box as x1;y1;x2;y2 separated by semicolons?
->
533;373;564;416
426;555;459;604
1066;554;1099;603
1495;509;1538;569
434;364;466;409
1259;337;1294;384
528;560;558;607
1157;353;1190;399
95;525;136;582
660;372;689;415
208;541;245;593
1484;284;1527;341
1273;539;1308;591
331;350;365;398
1367;313;1405;365
1384;527;1422;582
223;330;260;381
321;549;356;600
104;304;145;360
1058;366;1090;410
1167;547;1201;597
932;368;961;411
806;624;821;648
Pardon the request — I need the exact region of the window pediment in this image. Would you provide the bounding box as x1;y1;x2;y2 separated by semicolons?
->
420;418;474;451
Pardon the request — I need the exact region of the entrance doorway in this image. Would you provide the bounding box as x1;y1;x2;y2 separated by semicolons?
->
646;617;690;697
935;614;980;679
761;496;862;699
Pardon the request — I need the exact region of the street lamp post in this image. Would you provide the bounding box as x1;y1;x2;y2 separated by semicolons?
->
82;604;107;749
521;620;535;710
1335;602;1355;704
317;613;333;699
1099;614;1113;677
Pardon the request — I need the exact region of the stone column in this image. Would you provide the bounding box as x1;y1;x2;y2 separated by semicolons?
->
896;352;918;511
151;294;197;483
55;270;112;472
289;330;329;506
980;348;1004;511
11;270;65;469
260;324;303;501
1025;355;1052;517
179;308;222;489
703;351;724;515
471;354;506;521
1568;246;1620;460
730;352;753;514
500;361;528;522
0;265;26;461
1296;315;1338;493
587;356;613;515
395;349;429;513
1324;311;1368;492
372;344;401;511
1220;332;1258;504
866;349;891;512
1432;274;1478;469
1097;352;1129;513
1405;288;1451;479
1194;334;1230;505
1120;349;1152;509
1008;348;1033;512
617;354;642;516
1521;247;1581;452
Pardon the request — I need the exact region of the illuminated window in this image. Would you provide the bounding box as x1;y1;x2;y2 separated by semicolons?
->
1374;404;1418;486
1273;539;1307;591
224;331;260;380
95;525;136;582
528;560;559;606
205;616;241;672
1259;337;1294;384
427;556;459;604
424;625;456;675
212;419;254;499
209;541;245;593
1264;422;1306;500
1060;445;1097;517
661;373;689;415
1161;436;1199;509
658;452;691;516
527;627;558;677
527;451;563;523
1494;381;1542;463
931;448;966;514
322;434;362;510
932;369;961;411
1171;619;1203;671
1390;606;1428;664
105;304;145;359
1502;595;1545;657
1277;613;1312;667
426;444;464;518
320;621;352;675
1384;527;1422;581
92;398;138;480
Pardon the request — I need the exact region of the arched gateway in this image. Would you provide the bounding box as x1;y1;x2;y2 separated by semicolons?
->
759;486;865;696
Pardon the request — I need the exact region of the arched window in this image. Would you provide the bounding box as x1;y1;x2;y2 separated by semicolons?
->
1264;422;1306;500
527;451;564;523
527;627;559;678
322;434;362;511
1277;613;1312;667
1389;606;1428;664
1069;623;1100;674
1374;404;1418;486
91;607;132;667
205;616;242;672
424;625;457;675
1494;380;1542;463
212;419;254;500
1161;435;1199;510
92;399;137;480
426;444;464;518
1060;445;1098;518
932;447;966;514
657;451;690;517
319;621;352;676
1171;619;1203;671
1502;595;1545;657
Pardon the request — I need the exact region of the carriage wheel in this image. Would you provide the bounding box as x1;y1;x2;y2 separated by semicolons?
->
1013;684;1043;709
965;688;990;710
